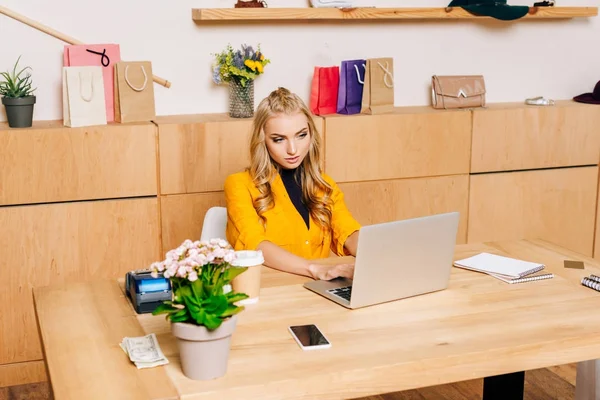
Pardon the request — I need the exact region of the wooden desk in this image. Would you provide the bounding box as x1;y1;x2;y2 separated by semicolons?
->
33;239;600;400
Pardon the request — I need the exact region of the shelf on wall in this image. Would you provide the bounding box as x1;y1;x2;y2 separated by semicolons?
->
192;6;598;22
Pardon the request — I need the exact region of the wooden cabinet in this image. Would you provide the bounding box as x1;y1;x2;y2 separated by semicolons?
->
160;193;226;252
324;107;471;182
156;115;255;195
468;167;598;256
0;121;158;205
471;101;600;173
339;175;469;244
2;101;599;387
0;198;160;366
156;114;324;195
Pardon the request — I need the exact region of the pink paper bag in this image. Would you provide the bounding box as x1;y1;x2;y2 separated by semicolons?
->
64;44;121;122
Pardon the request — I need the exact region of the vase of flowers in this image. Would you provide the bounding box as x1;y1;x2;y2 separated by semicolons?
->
150;238;249;380
212;44;270;118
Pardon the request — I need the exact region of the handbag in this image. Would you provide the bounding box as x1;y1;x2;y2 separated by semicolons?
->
234;0;267;7
431;75;486;109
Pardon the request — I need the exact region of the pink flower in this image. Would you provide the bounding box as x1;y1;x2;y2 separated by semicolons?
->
224;252;235;263
176;266;187;278
166;250;178;261
188;271;198;282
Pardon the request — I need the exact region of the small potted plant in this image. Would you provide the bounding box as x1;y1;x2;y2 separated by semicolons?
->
212;43;270;118
0;56;36;128
150;238;249;381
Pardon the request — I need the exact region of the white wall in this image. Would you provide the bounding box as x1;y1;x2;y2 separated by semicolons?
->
1;0;599;122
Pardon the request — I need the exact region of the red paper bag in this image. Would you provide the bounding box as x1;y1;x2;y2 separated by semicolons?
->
64;44;121;122
310;66;339;116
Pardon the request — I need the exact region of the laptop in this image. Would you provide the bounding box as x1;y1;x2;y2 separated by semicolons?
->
303;212;460;309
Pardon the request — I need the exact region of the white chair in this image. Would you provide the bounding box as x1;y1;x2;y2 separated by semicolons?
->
200;206;228;241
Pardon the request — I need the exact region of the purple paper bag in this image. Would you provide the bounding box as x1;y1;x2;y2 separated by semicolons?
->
337;59;366;115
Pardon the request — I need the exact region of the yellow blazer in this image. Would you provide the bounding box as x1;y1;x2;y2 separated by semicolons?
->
224;170;361;259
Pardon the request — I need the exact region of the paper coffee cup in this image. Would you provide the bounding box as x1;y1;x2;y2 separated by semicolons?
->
231;250;265;305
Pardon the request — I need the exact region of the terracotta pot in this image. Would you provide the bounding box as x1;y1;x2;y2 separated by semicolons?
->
171;315;238;380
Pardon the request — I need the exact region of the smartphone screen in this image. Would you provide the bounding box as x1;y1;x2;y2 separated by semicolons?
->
289;324;330;347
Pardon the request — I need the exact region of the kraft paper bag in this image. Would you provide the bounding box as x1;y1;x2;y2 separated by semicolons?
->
360;57;395;115
114;61;156;123
64;44;121;122
62;66;107;128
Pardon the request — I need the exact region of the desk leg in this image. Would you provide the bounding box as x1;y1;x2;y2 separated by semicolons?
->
575;360;600;400
482;371;525;400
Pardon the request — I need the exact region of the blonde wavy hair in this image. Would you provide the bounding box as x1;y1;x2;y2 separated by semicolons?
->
248;87;333;229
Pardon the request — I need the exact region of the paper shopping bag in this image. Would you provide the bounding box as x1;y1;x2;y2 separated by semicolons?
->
63;44;121;122
113;61;156;123
62;66;107;128
337;59;366;115
309;66;339;116
360;57;394;115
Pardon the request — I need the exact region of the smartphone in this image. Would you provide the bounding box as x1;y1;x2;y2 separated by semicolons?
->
288;324;331;350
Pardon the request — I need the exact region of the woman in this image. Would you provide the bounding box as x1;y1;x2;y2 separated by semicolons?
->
224;87;360;281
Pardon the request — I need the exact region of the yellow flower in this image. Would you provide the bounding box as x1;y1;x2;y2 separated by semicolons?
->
260;54;265;61
256;63;264;73
244;59;256;71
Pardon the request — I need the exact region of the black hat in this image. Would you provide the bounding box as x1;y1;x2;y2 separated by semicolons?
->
573;80;600;105
448;0;530;21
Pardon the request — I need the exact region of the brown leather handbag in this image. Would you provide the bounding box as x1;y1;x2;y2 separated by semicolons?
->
431;75;486;109
235;0;268;7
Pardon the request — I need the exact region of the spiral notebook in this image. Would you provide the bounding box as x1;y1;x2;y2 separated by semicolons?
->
582;275;600;292
489;271;554;284
453;252;545;279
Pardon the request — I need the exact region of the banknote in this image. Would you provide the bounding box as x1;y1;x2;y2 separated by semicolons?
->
120;333;169;369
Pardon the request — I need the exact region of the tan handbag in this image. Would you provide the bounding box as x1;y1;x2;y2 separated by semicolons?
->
431;75;486;109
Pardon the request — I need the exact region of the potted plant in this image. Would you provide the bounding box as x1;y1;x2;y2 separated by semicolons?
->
150;238;249;381
0;56;36;128
212;43;270;118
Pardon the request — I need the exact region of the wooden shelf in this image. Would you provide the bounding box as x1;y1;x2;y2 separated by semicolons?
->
192;6;597;22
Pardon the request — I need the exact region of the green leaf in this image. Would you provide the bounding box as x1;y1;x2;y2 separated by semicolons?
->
0;56;35;98
152;302;178;316
223;267;248;283
191;278;205;299
226;292;250;304
169;308;190;323
202;294;228;315
194;308;207;325
204;314;223;330
221;304;244;318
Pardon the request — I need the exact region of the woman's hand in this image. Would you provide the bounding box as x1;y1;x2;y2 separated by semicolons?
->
308;262;355;281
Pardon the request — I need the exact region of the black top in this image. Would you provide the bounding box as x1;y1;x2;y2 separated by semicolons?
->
280;167;310;230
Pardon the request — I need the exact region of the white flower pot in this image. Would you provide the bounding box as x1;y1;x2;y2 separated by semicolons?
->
171;315;238;380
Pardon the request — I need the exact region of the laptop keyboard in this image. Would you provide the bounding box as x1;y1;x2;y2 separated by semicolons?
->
327;286;352;301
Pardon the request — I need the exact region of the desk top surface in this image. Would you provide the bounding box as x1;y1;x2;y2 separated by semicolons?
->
33;239;600;400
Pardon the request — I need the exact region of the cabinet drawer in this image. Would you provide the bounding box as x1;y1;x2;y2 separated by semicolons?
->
339;175;469;244
325;110;471;182
471;101;600;173
0;197;160;365
468;166;598;256
0;121;158;205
